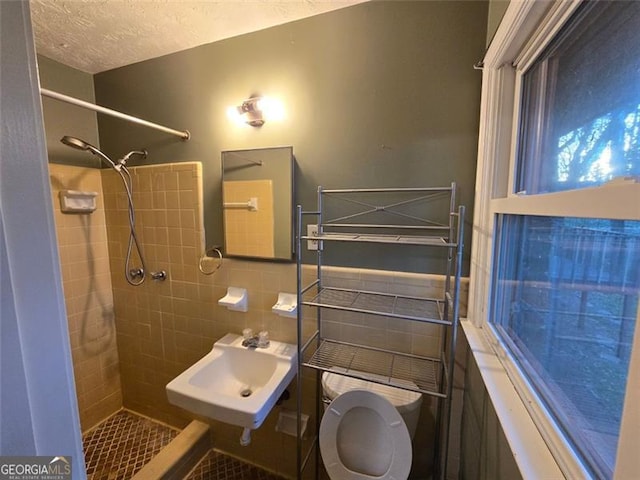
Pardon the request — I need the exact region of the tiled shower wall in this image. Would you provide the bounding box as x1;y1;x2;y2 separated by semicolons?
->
98;160;468;477
49;163;121;431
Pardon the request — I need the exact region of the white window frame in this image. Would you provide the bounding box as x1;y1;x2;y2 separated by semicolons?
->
468;0;640;478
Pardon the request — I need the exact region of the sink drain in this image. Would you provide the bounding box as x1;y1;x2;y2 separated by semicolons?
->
240;388;252;398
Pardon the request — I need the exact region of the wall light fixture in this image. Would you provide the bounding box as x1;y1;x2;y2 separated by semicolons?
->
226;95;285;127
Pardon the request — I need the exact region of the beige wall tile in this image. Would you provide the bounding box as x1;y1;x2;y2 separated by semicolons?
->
48;163;121;432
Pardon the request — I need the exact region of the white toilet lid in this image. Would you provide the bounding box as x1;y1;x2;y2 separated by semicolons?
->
319;389;412;480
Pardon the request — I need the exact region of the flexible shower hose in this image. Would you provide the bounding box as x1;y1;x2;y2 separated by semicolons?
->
118;165;147;286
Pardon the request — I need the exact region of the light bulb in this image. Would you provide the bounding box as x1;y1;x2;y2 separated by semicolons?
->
226;105;246;126
257;97;285;122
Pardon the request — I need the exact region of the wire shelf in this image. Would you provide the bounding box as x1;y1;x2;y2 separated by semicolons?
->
304;287;449;324
303;339;445;397
302;232;455;246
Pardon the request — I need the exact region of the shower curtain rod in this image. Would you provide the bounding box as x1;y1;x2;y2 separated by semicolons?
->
40;88;190;140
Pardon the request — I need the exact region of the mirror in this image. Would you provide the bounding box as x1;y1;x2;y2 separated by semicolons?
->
221;146;294;260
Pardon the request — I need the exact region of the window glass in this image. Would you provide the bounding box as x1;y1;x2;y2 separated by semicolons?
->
492;215;640;477
517;1;640;194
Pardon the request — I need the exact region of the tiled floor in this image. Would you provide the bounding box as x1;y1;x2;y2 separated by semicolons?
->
185;450;287;480
83;409;179;479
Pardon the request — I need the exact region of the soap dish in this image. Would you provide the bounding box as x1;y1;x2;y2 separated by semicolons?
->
59;190;98;213
272;292;297;318
218;287;248;312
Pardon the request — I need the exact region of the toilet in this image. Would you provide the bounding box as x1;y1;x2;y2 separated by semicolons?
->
319;368;423;480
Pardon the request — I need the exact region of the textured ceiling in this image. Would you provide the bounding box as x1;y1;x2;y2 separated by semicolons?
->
30;0;366;74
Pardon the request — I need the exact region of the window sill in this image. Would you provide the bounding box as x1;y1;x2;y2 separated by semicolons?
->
461;319;564;479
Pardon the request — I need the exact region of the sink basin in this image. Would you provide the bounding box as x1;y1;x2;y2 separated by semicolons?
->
166;333;297;429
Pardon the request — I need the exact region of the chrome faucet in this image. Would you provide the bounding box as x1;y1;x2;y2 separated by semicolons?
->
242;331;270;349
242;335;261;349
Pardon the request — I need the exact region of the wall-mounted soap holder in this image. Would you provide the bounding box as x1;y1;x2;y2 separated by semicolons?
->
272;292;297;318
218;287;248;312
59;190;97;213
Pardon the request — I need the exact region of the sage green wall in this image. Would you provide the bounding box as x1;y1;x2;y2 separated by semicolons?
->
38;55;100;168
487;1;510;46
94;1;487;273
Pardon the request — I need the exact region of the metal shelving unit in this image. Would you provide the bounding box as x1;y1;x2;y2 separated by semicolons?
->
295;184;464;480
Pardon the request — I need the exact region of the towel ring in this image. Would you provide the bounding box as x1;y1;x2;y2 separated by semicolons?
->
198;246;223;275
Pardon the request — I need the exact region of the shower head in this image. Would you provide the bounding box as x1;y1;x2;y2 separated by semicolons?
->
60;135;118;170
119;149;148;164
60;136;96;152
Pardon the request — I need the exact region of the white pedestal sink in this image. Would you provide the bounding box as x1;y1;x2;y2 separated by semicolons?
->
166;333;297;429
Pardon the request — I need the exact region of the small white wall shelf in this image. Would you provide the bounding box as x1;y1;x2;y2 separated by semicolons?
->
218;287;248;312
59;190;97;213
272;292;297;318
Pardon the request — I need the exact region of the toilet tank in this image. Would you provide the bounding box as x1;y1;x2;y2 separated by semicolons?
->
321;368;423;439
